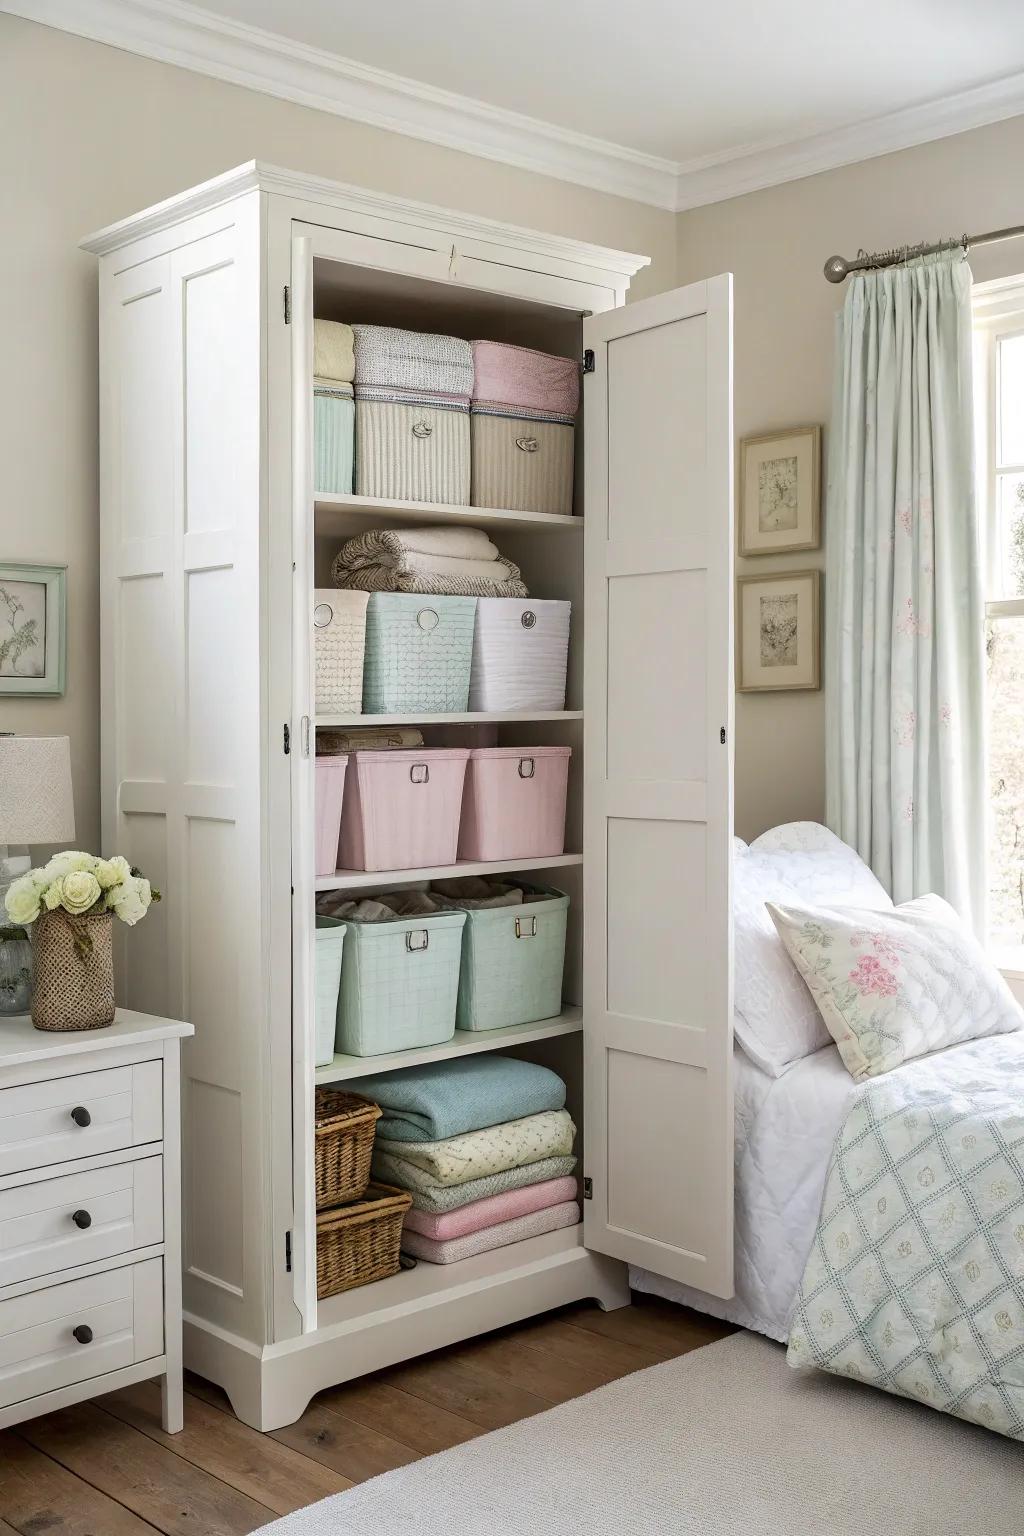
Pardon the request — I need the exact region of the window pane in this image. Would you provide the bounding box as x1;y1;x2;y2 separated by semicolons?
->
998;331;1024;467
986;614;1024;947
995;474;1024;598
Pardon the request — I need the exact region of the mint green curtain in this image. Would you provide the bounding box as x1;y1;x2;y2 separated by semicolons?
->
825;254;986;927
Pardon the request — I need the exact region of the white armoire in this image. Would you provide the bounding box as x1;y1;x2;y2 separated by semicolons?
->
83;162;734;1431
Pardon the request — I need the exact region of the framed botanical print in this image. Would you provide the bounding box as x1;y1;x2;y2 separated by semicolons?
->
737;569;820;692
738;425;821;555
0;563;67;696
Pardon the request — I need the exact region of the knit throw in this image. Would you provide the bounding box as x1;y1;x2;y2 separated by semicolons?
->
353;324;474;399
332;526;528;598
471;340;579;419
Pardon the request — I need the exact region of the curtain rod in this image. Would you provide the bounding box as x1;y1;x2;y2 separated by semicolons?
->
823;223;1024;283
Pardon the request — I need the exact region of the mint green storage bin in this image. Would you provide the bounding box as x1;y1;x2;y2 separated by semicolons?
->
314;916;346;1067
314;387;355;494
448;886;569;1031
337;910;466;1057
362;593;477;714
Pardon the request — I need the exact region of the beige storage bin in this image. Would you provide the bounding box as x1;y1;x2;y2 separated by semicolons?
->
355;399;470;505
471;412;574;516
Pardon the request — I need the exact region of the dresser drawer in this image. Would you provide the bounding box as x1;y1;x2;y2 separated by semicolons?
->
0;1156;164;1290
0;1257;163;1412
0;1061;162;1177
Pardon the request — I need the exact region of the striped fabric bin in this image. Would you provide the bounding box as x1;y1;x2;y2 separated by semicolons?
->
314;383;355;494
470;342;579;517
355;398;470;505
353;326;473;505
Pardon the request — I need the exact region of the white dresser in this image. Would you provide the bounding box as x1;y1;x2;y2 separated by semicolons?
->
0;1009;192;1432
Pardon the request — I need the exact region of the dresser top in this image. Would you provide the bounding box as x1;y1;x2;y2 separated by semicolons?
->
0;1010;193;1069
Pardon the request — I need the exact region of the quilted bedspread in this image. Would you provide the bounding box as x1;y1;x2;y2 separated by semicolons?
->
788;1031;1024;1438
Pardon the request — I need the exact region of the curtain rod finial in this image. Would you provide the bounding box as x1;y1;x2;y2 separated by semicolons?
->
824;255;849;284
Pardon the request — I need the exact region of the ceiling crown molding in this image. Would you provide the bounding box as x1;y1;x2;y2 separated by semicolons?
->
7;0;1024;215
673;68;1024;212
2;0;680;210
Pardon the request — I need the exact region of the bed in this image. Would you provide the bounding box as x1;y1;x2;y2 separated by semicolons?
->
634;822;1024;1440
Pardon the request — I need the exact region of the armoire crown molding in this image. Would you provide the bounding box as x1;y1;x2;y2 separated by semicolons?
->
7;0;1024;215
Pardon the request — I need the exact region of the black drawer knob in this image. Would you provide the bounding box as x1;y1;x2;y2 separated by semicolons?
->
70;1106;92;1127
72;1324;93;1345
72;1209;92;1230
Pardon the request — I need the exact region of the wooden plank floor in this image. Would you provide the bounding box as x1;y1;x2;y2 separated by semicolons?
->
0;1295;733;1534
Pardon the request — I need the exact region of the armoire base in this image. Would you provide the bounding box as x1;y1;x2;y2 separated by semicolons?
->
183;1230;630;1431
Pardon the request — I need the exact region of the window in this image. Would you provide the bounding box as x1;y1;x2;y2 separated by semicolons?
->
974;282;1024;949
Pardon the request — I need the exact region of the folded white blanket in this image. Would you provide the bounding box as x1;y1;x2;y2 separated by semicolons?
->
313;320;355;384
331;526;528;598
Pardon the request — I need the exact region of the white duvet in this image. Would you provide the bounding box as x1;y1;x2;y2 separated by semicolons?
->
633;1034;1024;1343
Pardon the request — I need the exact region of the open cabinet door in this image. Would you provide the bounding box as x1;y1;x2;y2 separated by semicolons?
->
583;276;734;1297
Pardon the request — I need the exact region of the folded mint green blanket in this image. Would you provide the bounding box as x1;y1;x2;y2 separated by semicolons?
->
356;1054;565;1143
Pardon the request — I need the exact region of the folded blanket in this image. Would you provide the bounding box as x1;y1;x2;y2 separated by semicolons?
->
374;1153;576;1213
317;727;424;755
313;320;355;385
375;1108;575;1188
401;1199;580;1264
471;341;579;419
354;324;473;398
354;1055;565;1144
403;1174;578;1241
332;526;528;598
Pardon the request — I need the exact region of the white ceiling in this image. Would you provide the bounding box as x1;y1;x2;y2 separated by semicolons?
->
174;0;1024;163
8;0;1024;208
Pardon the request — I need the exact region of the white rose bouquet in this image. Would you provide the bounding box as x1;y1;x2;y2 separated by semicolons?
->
5;851;160;957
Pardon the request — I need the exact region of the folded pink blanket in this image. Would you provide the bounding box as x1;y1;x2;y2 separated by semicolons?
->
400;1198;580;1264
403;1175;577;1242
471;341;579;420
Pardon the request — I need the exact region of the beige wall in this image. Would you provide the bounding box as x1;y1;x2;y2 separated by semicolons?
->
677;112;1024;841
0;14;676;851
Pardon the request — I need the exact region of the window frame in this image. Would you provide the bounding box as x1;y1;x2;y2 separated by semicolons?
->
973;277;1024;618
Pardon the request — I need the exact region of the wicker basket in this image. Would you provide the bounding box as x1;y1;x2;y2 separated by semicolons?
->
31;909;115;1032
316;1182;413;1299
314;1087;381;1208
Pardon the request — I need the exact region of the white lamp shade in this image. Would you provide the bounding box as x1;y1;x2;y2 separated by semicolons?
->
0;735;76;843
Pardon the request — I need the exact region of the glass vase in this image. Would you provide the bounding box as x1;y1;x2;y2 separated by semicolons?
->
0;925;34;1016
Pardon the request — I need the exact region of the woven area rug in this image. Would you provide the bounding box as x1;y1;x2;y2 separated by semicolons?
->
259;1332;1024;1535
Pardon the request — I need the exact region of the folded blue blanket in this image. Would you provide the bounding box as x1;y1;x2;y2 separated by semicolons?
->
356;1055;565;1143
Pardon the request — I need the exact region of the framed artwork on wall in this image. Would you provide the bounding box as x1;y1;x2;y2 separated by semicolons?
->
737;568;820;692
0;562;67;696
738;425;821;555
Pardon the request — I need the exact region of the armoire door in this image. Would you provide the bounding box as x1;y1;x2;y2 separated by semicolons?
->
582;276;735;1297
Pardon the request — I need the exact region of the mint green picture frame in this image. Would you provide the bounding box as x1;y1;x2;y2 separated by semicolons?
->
0;562;67;697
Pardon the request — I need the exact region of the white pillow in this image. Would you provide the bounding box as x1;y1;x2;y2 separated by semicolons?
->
767;893;1024;1080
733;823;893;1077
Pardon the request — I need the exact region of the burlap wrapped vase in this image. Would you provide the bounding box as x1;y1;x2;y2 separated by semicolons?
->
31;909;115;1031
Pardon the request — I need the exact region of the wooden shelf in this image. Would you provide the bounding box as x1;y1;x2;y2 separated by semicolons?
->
315;492;582;537
315;852;582;893
315;1006;582;1083
317;709;581;727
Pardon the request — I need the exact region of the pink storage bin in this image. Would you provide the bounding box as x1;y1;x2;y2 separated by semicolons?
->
458;746;572;862
315;756;348;877
339;749;471;872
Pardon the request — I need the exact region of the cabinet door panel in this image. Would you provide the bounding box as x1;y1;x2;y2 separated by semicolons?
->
583;277;734;1296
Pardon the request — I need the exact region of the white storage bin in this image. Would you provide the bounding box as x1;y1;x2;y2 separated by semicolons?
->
314;589;369;716
314;917;346;1067
469;598;571;712
355;400;470;505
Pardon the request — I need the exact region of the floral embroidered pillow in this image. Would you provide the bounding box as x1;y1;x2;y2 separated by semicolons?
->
766;894;1023;1080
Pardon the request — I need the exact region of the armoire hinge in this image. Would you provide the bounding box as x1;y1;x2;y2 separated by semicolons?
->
283;723;291;755
720;726;727;745
582;348;595;374
582;1176;593;1200
283;285;292;325
284;1230;293;1271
